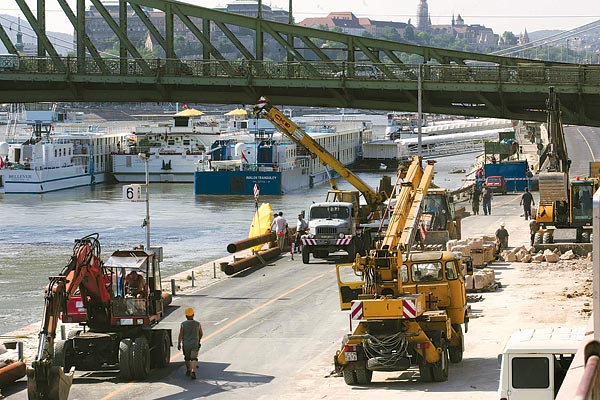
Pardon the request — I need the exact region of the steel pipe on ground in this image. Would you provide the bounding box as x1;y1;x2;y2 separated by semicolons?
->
221;247;281;275
227;232;276;253
0;361;26;387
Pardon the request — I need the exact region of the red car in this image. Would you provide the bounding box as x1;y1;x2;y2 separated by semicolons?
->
485;176;507;194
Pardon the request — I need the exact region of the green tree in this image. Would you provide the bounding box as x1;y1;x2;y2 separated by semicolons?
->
502;31;518;46
382;27;402;42
403;25;416;42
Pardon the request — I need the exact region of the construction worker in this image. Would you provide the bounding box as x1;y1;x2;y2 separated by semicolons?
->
177;307;203;379
495;222;509;254
124;270;145;298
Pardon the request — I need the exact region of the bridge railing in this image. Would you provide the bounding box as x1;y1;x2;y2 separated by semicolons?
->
3;56;600;86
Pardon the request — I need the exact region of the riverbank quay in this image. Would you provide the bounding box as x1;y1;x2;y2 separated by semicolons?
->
2;190;595;399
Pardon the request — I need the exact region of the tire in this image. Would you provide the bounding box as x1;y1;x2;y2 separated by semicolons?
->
119;338;134;380
151;331;171;369
542;232;553;244
581;232;591;243
343;368;357;385
449;325;464;363
53;339;73;369
302;246;310;264
418;362;433;382
355;366;373;384
346;242;356;262
533;232;542;245
431;341;449;382
132;335;151;380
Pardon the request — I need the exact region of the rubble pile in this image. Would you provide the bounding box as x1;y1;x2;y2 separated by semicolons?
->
500;246;592;264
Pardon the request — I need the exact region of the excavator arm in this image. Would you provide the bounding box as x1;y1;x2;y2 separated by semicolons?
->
28;233;110;400
254;96;384;210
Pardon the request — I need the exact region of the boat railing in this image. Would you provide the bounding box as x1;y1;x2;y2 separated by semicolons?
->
398;138;491;161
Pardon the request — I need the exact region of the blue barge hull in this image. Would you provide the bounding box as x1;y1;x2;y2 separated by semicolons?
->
194;170;282;195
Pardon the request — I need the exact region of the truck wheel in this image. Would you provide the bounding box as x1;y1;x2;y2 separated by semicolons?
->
343;368;358;385
418;362;433;382
542;232;553;244
449;325;464;363
533;232;542;245
581;232;591;243
431;341;449;382
119;338;134;380
355;366;372;384
53;339;73;369
302;246;310;264
151;331;171;368
132;335;151;380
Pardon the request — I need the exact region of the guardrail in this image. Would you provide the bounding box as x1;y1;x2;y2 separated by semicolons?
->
2;56;600;86
573;341;600;399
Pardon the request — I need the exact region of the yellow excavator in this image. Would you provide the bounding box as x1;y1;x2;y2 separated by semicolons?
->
334;157;468;384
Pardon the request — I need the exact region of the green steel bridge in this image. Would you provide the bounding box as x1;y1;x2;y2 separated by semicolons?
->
2;0;600;126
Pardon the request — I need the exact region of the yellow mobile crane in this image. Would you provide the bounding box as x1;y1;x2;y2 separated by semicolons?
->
334;157;468;384
254;97;388;263
254;97;460;263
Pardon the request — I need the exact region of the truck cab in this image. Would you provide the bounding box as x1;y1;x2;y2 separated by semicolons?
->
498;327;584;400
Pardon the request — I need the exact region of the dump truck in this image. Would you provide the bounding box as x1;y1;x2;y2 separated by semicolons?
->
535;87;599;243
27;234;172;400
253;97;460;263
334;157;468;384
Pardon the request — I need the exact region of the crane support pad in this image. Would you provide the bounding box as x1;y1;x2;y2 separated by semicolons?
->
356;294;426;320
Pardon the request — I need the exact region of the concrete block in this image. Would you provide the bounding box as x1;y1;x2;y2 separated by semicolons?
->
446;239;458;251
504;251;517;262
521;253;532;263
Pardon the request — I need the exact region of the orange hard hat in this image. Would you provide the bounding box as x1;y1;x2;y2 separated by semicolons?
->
185;307;194;317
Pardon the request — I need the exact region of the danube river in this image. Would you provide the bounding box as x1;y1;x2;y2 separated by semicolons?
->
0;154;472;334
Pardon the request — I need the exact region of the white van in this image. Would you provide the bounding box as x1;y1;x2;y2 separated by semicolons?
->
498;327;584;400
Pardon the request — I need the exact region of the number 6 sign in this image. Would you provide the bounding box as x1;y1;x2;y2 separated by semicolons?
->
122;184;143;201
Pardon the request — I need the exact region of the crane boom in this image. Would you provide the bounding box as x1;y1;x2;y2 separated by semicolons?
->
254;96;383;209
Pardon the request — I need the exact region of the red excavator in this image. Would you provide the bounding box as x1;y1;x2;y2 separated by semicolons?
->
27;233;172;400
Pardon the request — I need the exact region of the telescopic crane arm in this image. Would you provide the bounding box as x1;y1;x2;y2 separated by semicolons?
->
253;96;384;208
545;87;570;174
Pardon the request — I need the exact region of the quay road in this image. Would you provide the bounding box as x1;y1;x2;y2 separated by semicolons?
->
3;196;591;400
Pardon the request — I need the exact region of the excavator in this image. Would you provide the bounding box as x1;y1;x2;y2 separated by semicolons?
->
27;233;172;400
334;157;468;384
535;87;599;243
253;97;460;263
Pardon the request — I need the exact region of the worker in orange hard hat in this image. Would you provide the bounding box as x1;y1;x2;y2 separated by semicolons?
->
177;307;203;379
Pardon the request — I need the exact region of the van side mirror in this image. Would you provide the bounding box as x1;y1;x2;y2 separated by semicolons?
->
497;354;503;366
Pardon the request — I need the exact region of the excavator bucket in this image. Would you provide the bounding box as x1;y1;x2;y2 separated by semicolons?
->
27;364;74;400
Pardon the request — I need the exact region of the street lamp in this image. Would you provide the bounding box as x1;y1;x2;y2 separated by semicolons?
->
138;152;150;250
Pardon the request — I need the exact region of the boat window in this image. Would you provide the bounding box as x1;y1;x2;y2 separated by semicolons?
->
183;140;190;146
55;149;58;157
412;262;443;282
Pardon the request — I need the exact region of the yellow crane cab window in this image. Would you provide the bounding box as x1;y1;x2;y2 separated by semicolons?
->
445;260;459;280
412;262;443;282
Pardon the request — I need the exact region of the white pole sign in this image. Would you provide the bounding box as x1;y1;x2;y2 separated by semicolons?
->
123;184;143;202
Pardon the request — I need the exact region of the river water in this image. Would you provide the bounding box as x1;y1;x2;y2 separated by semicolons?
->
0;132;475;334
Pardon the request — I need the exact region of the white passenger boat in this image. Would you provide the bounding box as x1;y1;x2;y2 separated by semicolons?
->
0;126;128;194
111;111;274;183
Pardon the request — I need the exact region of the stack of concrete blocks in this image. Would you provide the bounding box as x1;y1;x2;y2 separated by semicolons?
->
447;236;497;291
464;268;496;292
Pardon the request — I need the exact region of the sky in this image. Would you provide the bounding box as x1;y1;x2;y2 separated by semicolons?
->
1;0;598;35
